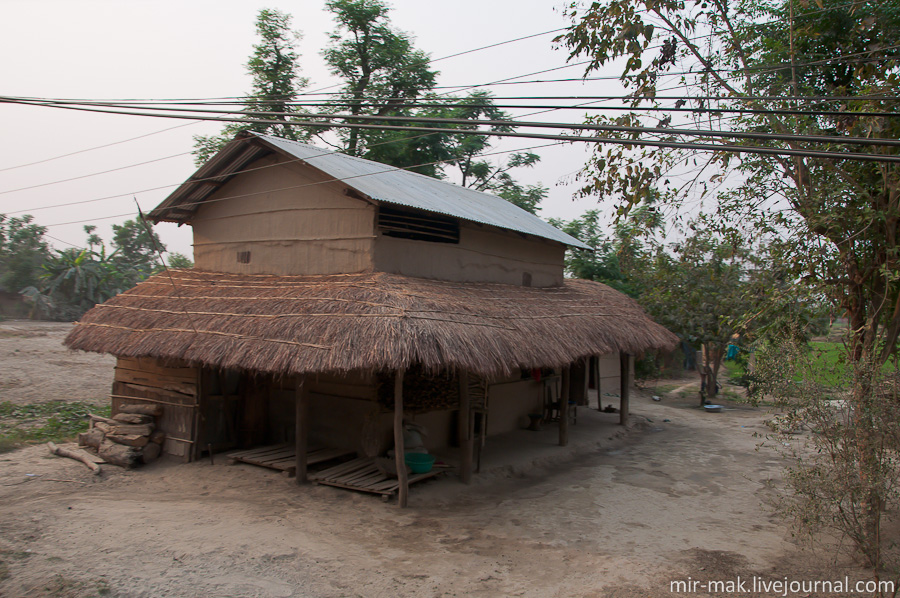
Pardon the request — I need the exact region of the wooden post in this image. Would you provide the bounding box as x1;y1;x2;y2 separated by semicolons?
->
295;377;309;484
619;353;631;426
593;356;603;411
458;370;473;484
393;369;408;508
559;365;571;446
581;356;590;407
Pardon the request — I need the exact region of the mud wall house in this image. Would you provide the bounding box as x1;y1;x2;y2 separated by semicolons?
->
65;132;677;501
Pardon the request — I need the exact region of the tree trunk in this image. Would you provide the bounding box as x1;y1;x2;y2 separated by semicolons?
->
98;440;141;468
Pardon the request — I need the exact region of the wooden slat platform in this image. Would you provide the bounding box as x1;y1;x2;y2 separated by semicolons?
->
310;457;443;498
228;444;355;476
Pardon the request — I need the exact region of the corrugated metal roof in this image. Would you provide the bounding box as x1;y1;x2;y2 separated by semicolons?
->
253;134;591;250
150;132;591;250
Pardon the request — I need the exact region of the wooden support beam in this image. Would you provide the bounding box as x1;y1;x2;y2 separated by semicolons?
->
458;370;473;484
593;356;603;411
581;356;590;407
559;366;571;447
295;377;309;484
620;353;632;426
393;369;408;508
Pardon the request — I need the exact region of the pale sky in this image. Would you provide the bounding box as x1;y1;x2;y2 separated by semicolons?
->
0;0;629;258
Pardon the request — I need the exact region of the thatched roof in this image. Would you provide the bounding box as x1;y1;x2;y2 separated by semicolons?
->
64;270;678;378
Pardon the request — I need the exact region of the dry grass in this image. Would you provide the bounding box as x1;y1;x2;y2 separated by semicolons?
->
65;270;678;378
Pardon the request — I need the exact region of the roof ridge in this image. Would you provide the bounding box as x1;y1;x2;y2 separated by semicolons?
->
253;132;511;200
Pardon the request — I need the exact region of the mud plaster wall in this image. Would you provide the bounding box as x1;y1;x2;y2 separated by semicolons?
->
288;371;546;456
191;154;375;275
596;354;623;406
484;377;544;435
374;223;565;287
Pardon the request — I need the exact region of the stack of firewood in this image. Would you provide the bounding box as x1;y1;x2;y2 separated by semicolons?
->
78;404;166;468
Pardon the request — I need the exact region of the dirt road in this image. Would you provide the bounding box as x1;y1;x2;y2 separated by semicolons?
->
0;321;863;597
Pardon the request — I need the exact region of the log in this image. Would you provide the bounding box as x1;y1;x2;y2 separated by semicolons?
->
119;403;164;416
94;421;154;437
112;413;154;425
106;433;149;448
149;430;166;445
394;369;408;508
141;442;161;464
47;442;101;475
77;428;105;449
99;440;141;468
88;413;119;426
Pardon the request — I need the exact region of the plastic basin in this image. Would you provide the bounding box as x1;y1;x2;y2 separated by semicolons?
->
404;452;435;474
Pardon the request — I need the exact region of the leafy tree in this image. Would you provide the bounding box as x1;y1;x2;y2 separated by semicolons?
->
550;201;661;294
549;210;637;294
0;214;50;293
193;4;548;213
636;225;760;401
22;222;165;320
559;0;900;570
193;9;310;163
110;218;164;282
166;252;194;269
320;0;436;156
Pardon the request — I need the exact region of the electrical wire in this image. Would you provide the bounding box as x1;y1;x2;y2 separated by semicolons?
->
0;122;199;173
35;140;570;226
8;97;900;151
0;150;193;196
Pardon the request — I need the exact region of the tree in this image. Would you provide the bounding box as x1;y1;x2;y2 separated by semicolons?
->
319;0;436;156
0;214;50;293
22;222;165;320
549;210;638;294
550;200;661;293
637;225;760;401
110;218;164;283
194;4;548;213
193;9;310;163
166;252;194;269
559;0;900;571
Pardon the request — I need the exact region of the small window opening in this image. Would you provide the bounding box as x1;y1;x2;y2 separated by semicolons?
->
377;205;460;244
236;251;251;264
522;272;533;287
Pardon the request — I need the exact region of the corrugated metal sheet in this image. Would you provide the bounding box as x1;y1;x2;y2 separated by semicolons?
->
253;134;591;250
151;132;591;250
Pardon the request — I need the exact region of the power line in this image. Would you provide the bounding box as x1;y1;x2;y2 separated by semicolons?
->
14;95;899;119
35;140;569;226
0;150;193;196
9;97;900;151
0;122;199;173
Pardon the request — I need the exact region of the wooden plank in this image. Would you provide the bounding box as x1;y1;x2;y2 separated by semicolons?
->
116;357;197;381
228;444;291;459
114;369;197;396
296;378;309;484
394;369;408;508
117;383;198;406
316;459;368;478
342;466;380;485
313;458;369;479
560;366;571;447
314;480;393;496
458;370;473;484
620;353;631;425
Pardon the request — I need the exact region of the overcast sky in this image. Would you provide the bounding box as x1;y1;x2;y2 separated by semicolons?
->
0;0;630;258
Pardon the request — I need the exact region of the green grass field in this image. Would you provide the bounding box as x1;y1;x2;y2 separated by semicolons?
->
723;340;898;390
0;401;109;454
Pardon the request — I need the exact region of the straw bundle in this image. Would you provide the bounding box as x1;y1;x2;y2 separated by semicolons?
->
64;269;678;378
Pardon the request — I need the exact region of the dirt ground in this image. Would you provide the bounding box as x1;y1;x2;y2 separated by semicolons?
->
0;321;872;597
